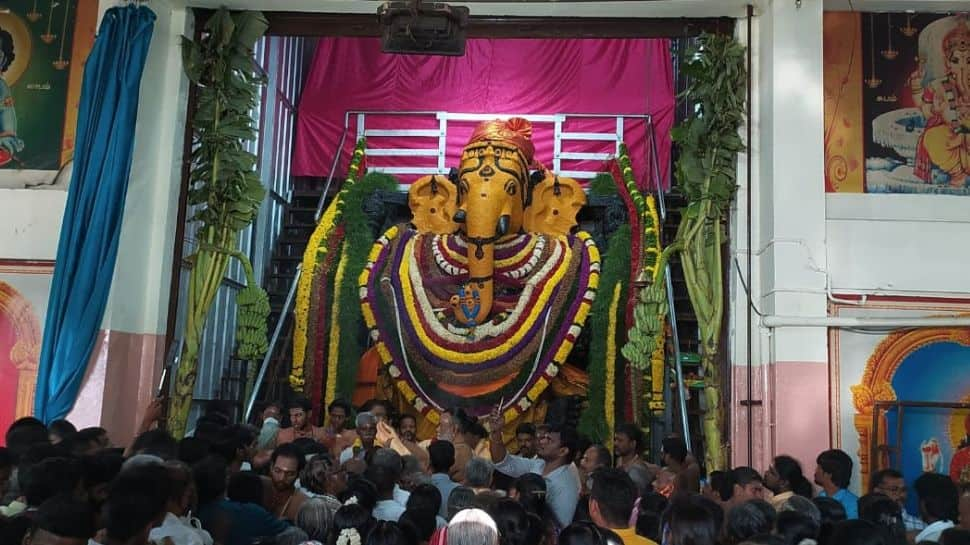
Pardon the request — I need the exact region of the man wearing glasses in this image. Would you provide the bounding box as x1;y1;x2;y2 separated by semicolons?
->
870;468;925;536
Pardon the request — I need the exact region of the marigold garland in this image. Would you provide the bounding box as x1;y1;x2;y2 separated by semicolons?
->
604;282;623;451
291;140;366;389
360;226;599;421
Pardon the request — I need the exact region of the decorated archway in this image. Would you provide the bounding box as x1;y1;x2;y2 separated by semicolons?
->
851;325;970;492
0;281;41;438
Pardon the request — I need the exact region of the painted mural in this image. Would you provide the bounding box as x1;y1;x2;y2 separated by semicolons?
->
825;12;970;195
0;0;96;189
832;300;970;507
0;261;51;443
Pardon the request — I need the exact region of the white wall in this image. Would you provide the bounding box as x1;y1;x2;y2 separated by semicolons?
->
826;193;970;297
102;0;190;335
0;190;68;260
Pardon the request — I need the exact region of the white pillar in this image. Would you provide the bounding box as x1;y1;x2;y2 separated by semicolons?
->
731;0;830;471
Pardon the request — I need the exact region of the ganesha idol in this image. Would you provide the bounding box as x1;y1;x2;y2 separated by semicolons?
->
359;118;598;424
912;17;970;187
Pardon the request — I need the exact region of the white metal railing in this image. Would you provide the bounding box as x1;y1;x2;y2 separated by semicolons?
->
350;111;651;181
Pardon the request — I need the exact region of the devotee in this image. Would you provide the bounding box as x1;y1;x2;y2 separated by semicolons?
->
369;448;407;522
446;486;475;520
296;498;335;542
48;419;77;446
195;455;289;545
464;457;496;495
703;470;734;505
428;441;460;519
588;468;658;545
378;415;430;472
100;463;170;545
560;521;624;545
815;449;859;519
298;453;344;511
488;408;581;529
361;399;393;423
341;412;379;464
660;494;720;545
406;483;447;528
447;508;499;545
150;460;213;545
21;495;95;545
580;444;612;490
434;409;474;482
858;492;907;545
464;421;492;462
660;437;700;493
775;510;820;545
653;467;677;498
490;498;543;545
725;499;775;544
614;424;647;471
514;424;538;459
730;467;768;506
914;472;959;543
277;397;327;446
257;402;282;450
765;455;813;510
267;443;310;521
870;468;925;533
960;483;970;530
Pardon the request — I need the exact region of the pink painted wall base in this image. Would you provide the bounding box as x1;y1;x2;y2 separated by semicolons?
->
67;329;164;446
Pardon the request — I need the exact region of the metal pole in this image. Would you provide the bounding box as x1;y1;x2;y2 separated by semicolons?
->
244;263;302;423
315;113;350;222
648;117;692;451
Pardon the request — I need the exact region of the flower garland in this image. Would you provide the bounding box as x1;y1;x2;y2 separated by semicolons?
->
291;140;366;389
617;140;668;418
331;172;400;400
578;224;630;443
604;282;623;451
360;227;599;422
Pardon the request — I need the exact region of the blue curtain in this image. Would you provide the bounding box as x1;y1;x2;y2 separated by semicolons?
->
34;5;156;423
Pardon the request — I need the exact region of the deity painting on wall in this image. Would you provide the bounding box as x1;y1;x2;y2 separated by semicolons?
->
0;261;51;442
0;0;95;190
825;12;970;195
831;299;970;510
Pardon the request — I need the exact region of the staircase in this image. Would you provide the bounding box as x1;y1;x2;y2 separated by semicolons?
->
659;190;706;459
255;175;336;409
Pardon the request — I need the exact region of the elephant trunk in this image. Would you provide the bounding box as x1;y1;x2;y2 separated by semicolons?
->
454;215;509;327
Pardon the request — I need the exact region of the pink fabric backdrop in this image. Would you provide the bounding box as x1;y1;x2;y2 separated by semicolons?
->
292;38;673;190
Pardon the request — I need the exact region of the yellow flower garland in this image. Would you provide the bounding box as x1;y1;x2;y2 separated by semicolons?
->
360;226;599;425
290;142;366;389
605;282;622;450
324;242;350;408
644;194;667;412
291;199;339;388
397;235;573;363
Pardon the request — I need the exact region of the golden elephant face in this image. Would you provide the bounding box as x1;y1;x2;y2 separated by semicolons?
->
455;141;531;240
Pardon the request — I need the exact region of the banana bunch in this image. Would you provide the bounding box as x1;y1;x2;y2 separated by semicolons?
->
236;285;270;361
621;281;667;371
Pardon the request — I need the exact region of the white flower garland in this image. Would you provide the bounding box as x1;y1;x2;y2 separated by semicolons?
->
336;528;362;545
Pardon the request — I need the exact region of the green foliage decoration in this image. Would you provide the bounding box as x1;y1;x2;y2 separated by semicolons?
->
667;32;746;471
579;224;631;443
167;8;269;438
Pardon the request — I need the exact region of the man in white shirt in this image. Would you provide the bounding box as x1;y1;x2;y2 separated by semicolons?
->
487;409;581;528
913;473;959;543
